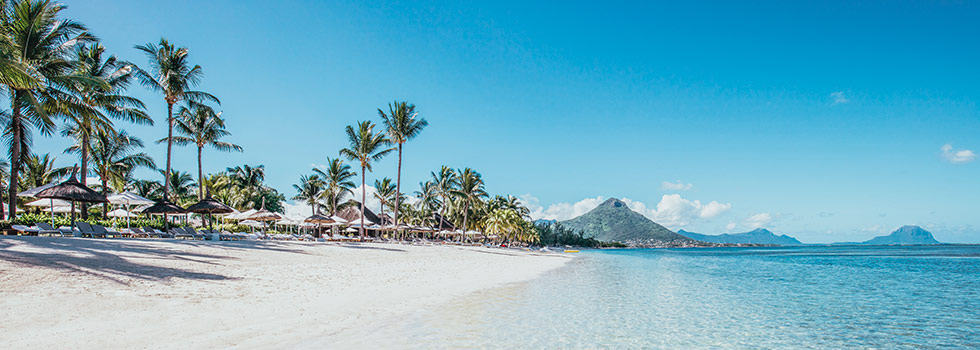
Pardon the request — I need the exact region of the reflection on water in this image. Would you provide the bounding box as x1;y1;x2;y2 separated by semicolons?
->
334;246;980;349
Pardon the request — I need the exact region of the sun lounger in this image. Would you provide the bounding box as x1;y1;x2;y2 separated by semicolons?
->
11;225;40;235
142;226;172;239
76;222;106;238
128;227;149;238
35;223;68;236
170;227;193;239
184;227;207;240
93;224;127;238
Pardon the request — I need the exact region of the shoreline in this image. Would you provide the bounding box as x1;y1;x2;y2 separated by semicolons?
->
0;236;572;349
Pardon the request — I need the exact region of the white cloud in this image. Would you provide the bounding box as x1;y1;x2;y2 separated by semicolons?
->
282;201;315;220
745;212;772;229
941;144;976;164
661;180;693;191
830;91;849;105
522;194;605;221
623;194;731;228
725;222;737;231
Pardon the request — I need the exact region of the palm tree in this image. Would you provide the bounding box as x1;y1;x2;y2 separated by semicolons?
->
3;0;97;219
227;164;266;209
133;38;218;203
0;158;8;218
161;170;195;205
19;153;70;190
85;130;155;215
62;43;151;218
451;168;487;242
168;102;241;200
339;121;393;237
373;177;396;222
378;101;427;227
292;174;324;216
431;166;458;222
127;179;162;201
313;157;355;216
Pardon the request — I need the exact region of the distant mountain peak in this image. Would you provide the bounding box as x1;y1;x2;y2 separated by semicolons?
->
861;225;940;245
678;227;803;246
600;198;627;208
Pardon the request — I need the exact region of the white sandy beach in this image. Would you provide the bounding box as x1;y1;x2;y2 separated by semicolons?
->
0;236;571;349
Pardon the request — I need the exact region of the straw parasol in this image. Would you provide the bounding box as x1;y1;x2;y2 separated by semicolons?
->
140;201;186;230
304;213;336;237
185;194;234;231
107;192;154;229
35;167;107;227
247;198;282;221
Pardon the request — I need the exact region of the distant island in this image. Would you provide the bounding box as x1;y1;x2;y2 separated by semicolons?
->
678;228;803;246
835;225;941;245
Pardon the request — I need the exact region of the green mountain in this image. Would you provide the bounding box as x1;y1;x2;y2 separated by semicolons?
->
561;198;692;245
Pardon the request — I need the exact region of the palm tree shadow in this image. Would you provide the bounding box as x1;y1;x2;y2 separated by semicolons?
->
0;237;243;285
334;243;407;253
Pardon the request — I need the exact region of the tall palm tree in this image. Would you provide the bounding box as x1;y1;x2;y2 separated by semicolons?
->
168;102;241;199
451;168;487;242
339;121;393;237
227;164;265;209
133;38;218;203
3;0;97;219
378;101;427;227
431;166;458;222
85;129;154;214
292;174;323;216
373;177;396;222
0;158;8;218
313;157;355;216
63;43;151;218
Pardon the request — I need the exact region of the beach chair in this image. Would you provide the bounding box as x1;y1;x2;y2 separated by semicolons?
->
143;226;172;239
93;224;127;238
170;227;193;239
129;227;149;238
11;224;40;235
76;222;105;238
183;227;207;240
35;223;65;236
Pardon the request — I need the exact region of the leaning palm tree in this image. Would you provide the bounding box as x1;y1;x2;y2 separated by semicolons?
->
292;174;324;216
414;180;441;227
133;38;218;203
313;157;355;216
227;164;265;208
3;0;97;219
127;179;162;201
86;130;155;215
160;169;195;205
339;121;393;237
63;43;151;218
19;153;70;190
168;102;241;199
378;101;427;227
373;177;396;222
451;168;487;242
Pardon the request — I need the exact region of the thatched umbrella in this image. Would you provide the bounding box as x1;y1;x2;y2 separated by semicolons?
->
248;198;282;221
186;195;234;230
304;213;335;237
141;201;187;230
36;167;107;228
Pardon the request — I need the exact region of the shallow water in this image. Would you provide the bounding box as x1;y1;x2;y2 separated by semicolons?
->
343;245;980;349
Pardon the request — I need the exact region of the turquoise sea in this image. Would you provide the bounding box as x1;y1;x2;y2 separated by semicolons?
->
359;245;980;349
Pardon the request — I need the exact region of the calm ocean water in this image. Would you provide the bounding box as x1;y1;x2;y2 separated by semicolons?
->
340;245;980;349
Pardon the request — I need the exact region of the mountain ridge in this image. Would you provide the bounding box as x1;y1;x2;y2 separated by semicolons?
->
677;228;803;246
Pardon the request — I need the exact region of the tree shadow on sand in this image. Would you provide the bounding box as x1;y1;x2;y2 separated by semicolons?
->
0;237;308;285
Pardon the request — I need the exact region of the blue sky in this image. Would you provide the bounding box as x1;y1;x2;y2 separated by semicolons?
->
34;0;980;243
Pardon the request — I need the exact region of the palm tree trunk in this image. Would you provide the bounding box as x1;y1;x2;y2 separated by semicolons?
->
394;144;402;226
164;102;174;201
7;91;23;220
360;165;366;238
102;178;109;216
80;133;89;220
197;145;203;200
461;202;469;243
